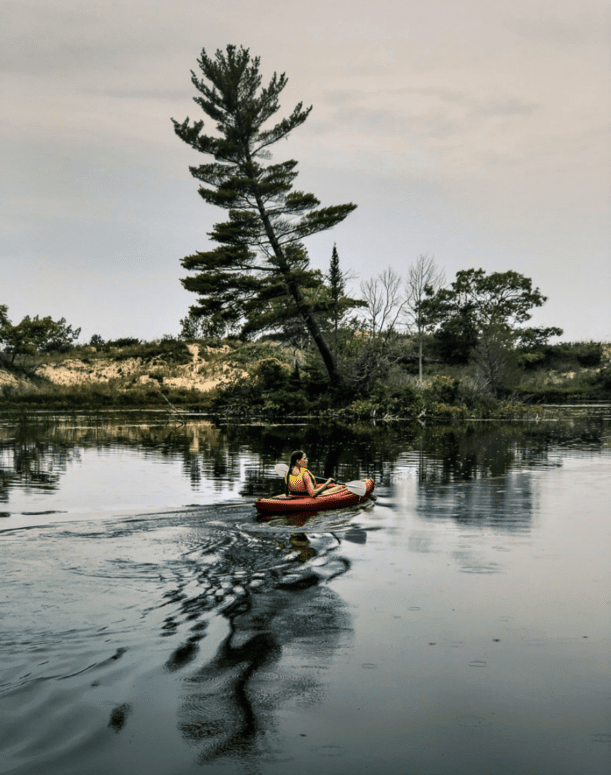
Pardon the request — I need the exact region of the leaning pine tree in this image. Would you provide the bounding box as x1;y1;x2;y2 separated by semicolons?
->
172;45;357;389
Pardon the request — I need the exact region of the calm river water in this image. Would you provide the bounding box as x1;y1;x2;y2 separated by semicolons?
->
0;409;610;775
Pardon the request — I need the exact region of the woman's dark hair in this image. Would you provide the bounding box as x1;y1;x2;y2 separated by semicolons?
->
285;450;305;495
289;450;305;468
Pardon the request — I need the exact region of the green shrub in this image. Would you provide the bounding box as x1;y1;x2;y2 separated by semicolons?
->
106;340;192;365
573;342;603;367
518;350;546;369
594;366;611;392
428;402;467;420
530;341;603;371
261;388;309;416
348;398;379;418
106;337;140;349
424;375;461;404
251;358;291;391
518;384;595;403
345;380;423;419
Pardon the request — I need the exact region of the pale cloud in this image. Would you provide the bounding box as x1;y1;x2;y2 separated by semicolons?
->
502;1;610;46
1;0;609;340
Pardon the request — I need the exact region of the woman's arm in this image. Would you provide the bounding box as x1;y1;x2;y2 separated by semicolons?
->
305;472;335;497
303;471;318;497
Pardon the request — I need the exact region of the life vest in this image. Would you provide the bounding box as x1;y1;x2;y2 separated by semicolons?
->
286;467;317;496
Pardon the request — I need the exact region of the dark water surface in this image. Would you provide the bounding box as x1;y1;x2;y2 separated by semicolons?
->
1;410;610;775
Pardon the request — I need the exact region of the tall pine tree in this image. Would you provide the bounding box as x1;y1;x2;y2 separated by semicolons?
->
328;244;345;340
325;244;364;346
172;45;356;388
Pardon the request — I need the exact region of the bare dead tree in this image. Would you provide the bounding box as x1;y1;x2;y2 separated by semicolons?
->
360;267;406;343
344;267;409;392
403;254;445;384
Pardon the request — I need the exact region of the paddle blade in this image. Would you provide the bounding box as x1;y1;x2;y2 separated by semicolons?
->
274;463;289;477
344;480;368;497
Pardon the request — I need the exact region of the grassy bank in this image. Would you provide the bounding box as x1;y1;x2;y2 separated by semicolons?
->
1;337;609;419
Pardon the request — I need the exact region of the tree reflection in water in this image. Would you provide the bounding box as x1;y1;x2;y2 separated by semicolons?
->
180;583;351;764
2;410;607;510
0;416;73;503
158;527;352;765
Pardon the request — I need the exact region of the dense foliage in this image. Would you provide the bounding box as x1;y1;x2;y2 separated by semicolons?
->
417;269;564;395
0;305;81;364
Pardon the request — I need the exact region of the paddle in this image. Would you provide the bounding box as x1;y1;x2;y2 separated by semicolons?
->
274;463;368;497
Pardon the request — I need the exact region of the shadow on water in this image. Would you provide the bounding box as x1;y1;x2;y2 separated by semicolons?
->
0;497;356;772
148;516;354;764
173;552;352;765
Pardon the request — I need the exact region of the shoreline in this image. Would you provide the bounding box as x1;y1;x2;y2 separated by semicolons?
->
1;338;610;417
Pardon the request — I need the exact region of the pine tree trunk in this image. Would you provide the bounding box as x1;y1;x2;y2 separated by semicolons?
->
254;195;346;391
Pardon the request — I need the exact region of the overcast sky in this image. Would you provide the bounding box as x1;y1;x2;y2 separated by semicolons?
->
2;0;610;342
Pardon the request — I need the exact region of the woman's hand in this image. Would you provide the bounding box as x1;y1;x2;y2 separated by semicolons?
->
313;478;334;497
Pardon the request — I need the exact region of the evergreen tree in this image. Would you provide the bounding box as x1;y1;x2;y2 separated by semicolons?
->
328;245;345;305
172;45;356;388
325;244;364;346
327;243;345;343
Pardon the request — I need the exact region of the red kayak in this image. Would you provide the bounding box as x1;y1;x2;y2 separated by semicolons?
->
255;479;375;514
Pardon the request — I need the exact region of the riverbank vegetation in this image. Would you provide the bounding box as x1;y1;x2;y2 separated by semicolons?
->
2;45;609;419
1;329;609;419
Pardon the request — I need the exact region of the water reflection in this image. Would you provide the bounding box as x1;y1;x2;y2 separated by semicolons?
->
387;419;609;534
414;472;537;533
394;425;566;487
0;409;610;775
1;410;609;526
0;431;75;504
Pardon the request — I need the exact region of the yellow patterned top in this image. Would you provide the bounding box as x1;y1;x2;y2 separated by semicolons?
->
287;467;317;496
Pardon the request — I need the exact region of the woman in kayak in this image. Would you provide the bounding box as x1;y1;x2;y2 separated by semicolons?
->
285;450;343;497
